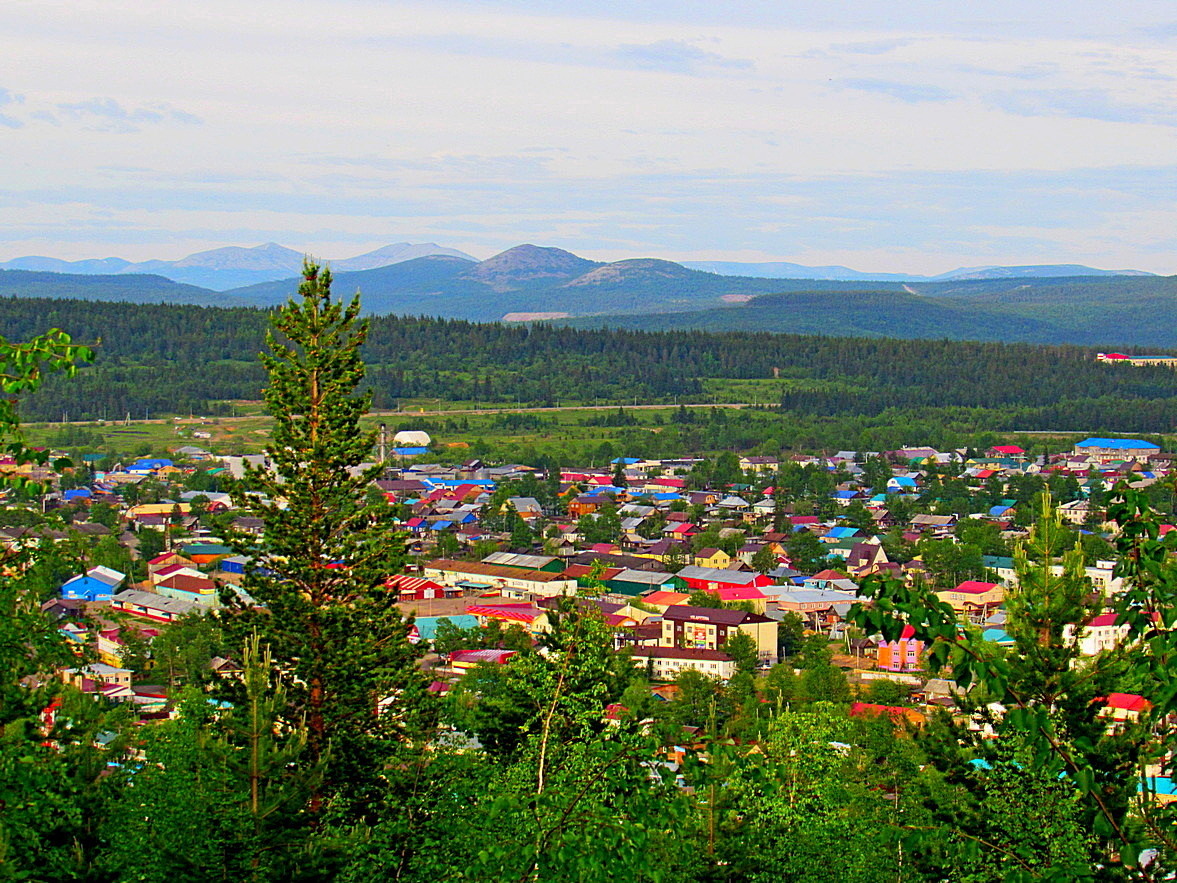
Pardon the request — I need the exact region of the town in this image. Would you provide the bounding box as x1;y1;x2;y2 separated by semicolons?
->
26;428;1170;755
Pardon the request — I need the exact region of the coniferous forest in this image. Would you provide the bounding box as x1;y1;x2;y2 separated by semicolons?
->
2;296;1177;437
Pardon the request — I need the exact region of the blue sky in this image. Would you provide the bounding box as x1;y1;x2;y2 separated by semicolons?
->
2;1;1176;273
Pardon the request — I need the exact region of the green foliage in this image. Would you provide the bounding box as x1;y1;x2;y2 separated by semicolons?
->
222;262;425;815
686;588;724;608
852;489;1165;878
784;529;830;574
8;297;1177;445
722;631;759;675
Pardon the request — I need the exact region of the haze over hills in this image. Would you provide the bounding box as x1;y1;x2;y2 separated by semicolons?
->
682;260;1157;281
0;241;476;291
0;241;1172;347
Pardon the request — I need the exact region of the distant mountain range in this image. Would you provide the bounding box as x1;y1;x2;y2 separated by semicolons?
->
681;260;1156;282
0;241;1156;290
0;242;476;291
0;242;1172;346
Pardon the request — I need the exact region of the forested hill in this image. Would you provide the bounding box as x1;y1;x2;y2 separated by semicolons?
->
0;270;247;307
566;274;1177;348
2;257;1175;346
4;296;1177;435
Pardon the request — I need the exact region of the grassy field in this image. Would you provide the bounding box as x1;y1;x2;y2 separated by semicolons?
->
20;397;1115;470
21;403;698;462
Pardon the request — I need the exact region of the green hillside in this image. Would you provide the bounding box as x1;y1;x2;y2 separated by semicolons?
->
567;275;1177;347
4;297;1177;441
0;270;244;307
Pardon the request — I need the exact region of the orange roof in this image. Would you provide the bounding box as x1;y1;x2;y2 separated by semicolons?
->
642;591;689;608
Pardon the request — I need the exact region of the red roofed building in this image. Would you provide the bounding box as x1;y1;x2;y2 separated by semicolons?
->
466;604;550;635
715;586;769;613
937;580;1003;619
449;648;518;670
876;624;924;673
987;445;1026;457
385;574;454;601
1097;692;1152;727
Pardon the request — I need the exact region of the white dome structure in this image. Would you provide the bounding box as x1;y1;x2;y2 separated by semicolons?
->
393;430;431;447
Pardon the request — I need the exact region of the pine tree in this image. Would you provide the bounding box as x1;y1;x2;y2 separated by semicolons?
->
225;261;425;816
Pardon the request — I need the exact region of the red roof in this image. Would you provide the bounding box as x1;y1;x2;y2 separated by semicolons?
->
717;586;766;602
811;569;849;580
153;563;195;579
1099;692;1151;712
385;574;444;593
954;580;999;594
990;445;1025;455
466;605;544;624
1102;353;1129;359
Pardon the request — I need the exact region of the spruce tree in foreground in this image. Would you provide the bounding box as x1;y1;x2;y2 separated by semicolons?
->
226;261;424;817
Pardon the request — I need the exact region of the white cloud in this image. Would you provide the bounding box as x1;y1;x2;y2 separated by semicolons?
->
1;1;1176;271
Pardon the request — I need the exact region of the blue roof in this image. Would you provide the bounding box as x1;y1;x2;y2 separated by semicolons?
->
63;488;92;500
394;447;429;456
826;526;858;538
430;521;453;530
832;490;856;499
651;492;682;501
1141;777;1177;797
414;614;479;641
611;457;640;465
989;505;1013;517
131;458;173;469
982;628;1013;645
1075;438;1160;450
889;476;917;487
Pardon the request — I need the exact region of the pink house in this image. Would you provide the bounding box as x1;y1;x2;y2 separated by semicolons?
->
876;624;924;672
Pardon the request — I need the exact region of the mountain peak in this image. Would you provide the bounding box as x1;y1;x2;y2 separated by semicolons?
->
564;258;699;287
170;243;305;271
331;242;476;271
464;244;600;290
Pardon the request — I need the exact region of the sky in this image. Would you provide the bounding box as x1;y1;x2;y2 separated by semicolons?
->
3;1;1177;274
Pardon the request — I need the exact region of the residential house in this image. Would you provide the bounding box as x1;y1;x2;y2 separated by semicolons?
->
112;589;204;623
844;541;888;577
660;605;778;662
937;580;1004;620
876;624;924;673
775;589;857;632
156;573;219;607
909;513;957;538
1073;437;1160;465
61;566;126;602
631;647;736;681
693;547;732;569
1065;612;1131;656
